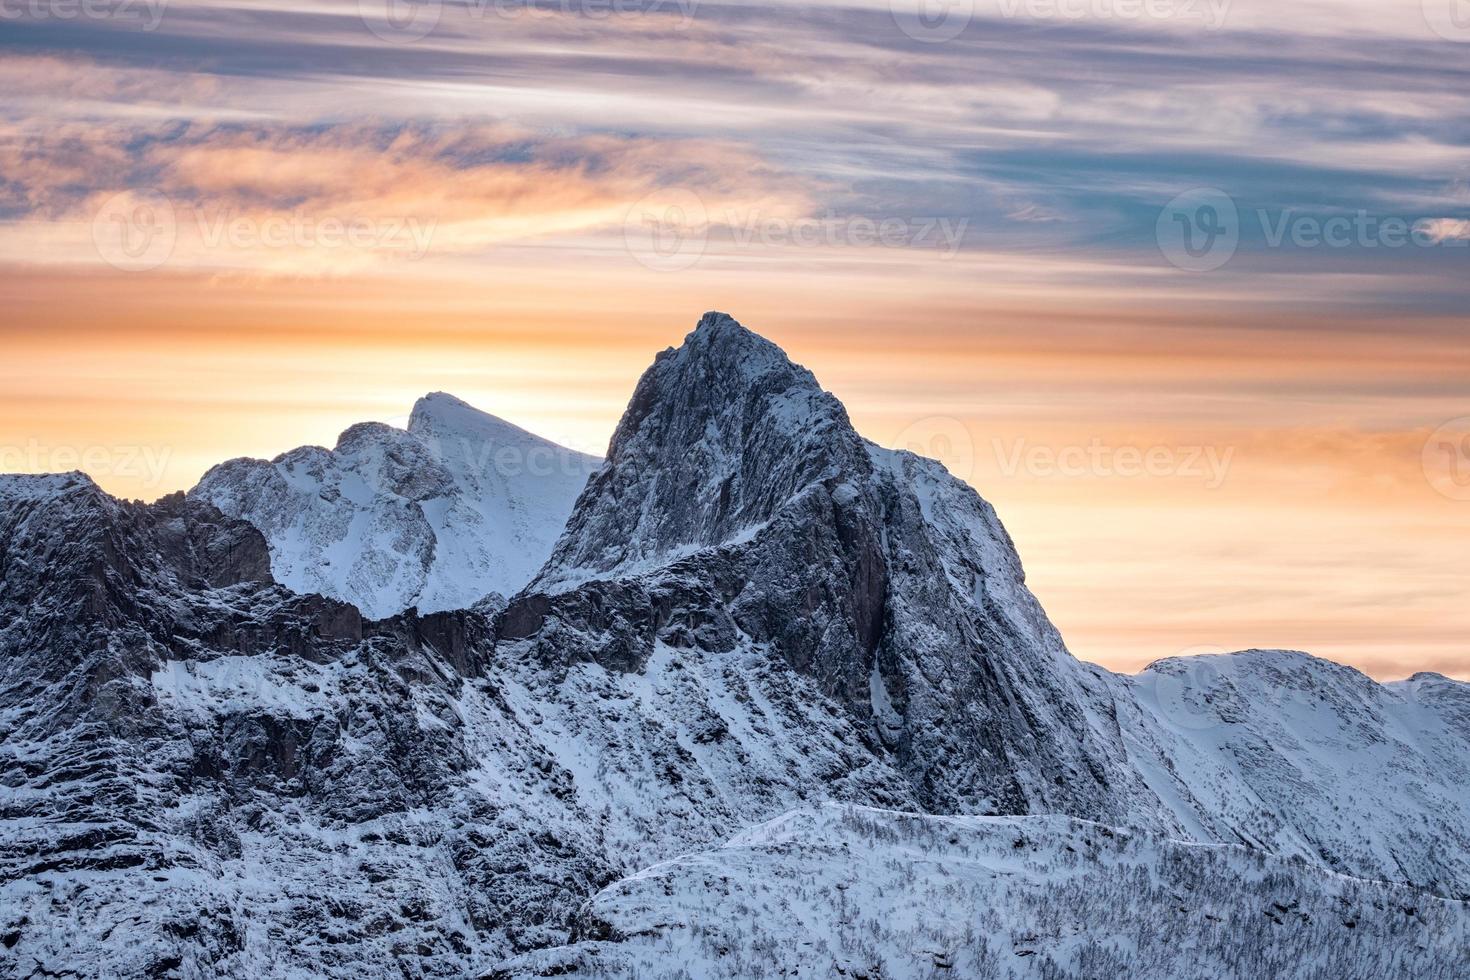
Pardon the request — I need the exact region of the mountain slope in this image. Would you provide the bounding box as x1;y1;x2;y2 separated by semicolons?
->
514;311;1470;893
1115;650;1470;896
497;803;1470;980
191;393;597;619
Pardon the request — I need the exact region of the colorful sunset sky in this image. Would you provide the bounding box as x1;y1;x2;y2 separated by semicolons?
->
2;0;1467;678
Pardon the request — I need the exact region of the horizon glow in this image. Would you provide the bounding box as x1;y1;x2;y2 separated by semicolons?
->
2;0;1467;679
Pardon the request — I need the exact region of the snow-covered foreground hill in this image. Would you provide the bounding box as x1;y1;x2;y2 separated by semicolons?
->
192;392;597;619
2;313;1467;978
498;803;1470;979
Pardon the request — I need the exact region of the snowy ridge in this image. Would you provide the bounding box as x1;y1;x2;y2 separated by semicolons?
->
495;802;1470;979
1113;649;1470;891
192;393;598;619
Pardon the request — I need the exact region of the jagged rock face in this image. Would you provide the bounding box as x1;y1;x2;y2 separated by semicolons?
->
0;471;915;977
193;393;598;619
541;315;870;580
525;313;1149;821
0;474;530;974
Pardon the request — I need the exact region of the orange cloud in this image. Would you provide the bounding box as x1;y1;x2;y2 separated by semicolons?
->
0;121;816;273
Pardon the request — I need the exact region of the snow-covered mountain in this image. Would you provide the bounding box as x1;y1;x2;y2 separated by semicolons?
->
1117;650;1470;893
517;313;1470;892
191;393;598;619
500;803;1470;979
2;313;1467;978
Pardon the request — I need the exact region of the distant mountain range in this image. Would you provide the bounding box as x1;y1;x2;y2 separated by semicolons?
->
1;312;1465;978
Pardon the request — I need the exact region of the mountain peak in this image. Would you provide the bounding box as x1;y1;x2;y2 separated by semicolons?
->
193;392;598;619
688;310;751;345
333;421;408;454
694;309;741;333
0;470;100;502
409;391;493;436
408;391;559;452
671;311;802;382
535;313;860;587
413;390;474;414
